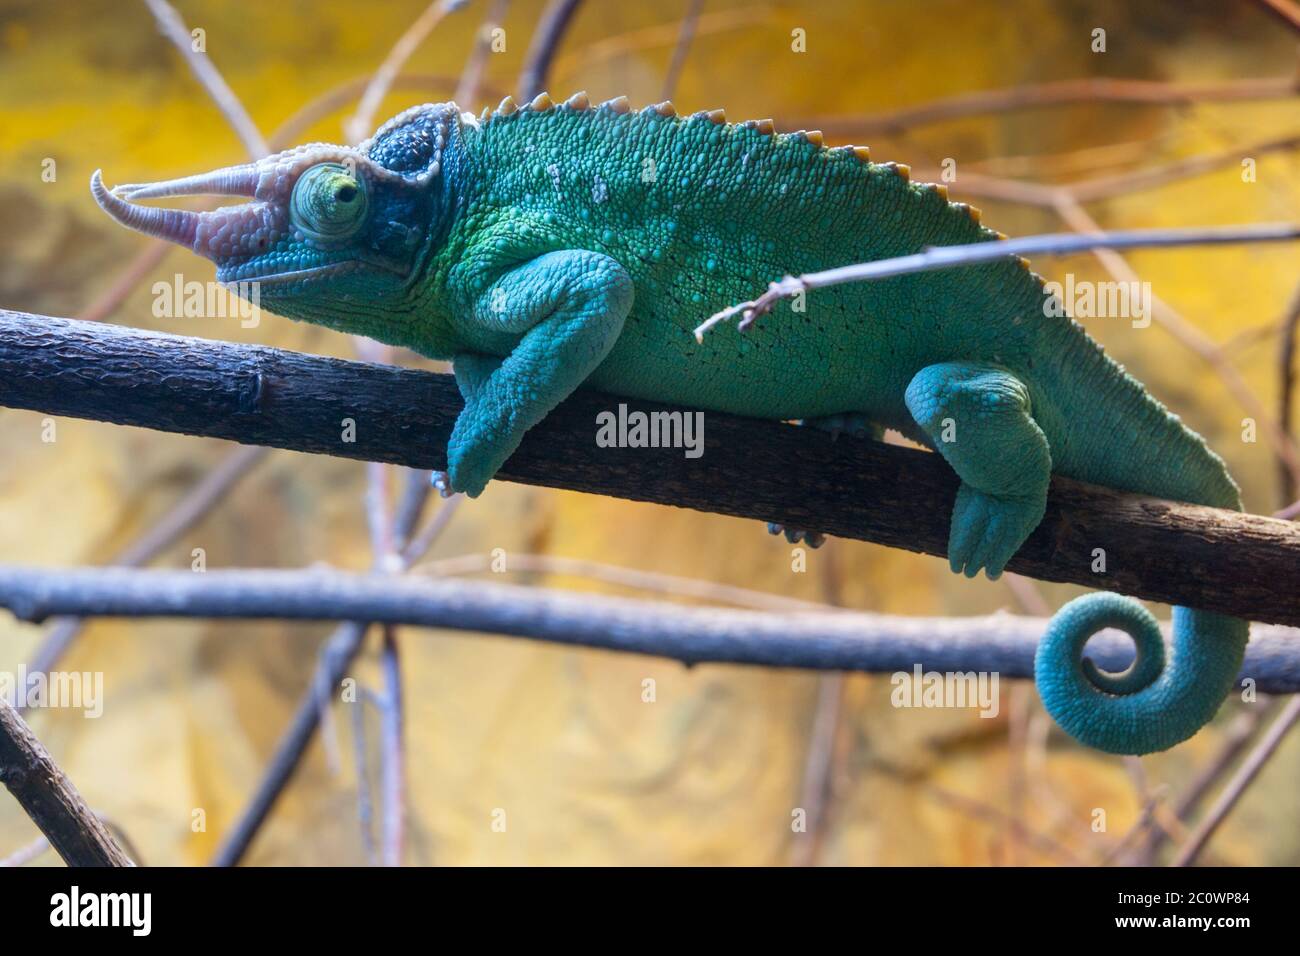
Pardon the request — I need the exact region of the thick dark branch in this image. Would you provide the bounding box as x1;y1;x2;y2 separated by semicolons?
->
0;567;1296;692
0;698;133;866
2;309;1298;625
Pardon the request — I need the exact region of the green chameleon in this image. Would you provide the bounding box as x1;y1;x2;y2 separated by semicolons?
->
92;92;1247;755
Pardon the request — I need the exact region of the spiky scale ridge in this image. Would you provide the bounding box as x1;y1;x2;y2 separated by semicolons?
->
467;92;1012;265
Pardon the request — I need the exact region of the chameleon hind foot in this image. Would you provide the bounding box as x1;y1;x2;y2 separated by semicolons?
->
761;413;882;547
905;362;1051;580
947;483;1045;579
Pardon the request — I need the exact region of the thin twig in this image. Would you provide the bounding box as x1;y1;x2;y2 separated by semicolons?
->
0;698;133;866
1099;784;1171;866
1049;196;1300;488
551;5;765;84
0;811;142;868
1067;133;1300;204
1277;279;1300;504
213;470;445;866
3;566;1298;690
516;0;584;100
789;542;847;867
873;759;1085;865
403;495;464;566
78;241;172;323
415;551;835;611
210;621;368;866
1254;0;1300;33
455;0;511;109
345;0;470;144
140;0;268;157
695;223;1300;339
378;628;404;867
1000;572;1050;866
660;0;704;102
792;75;1300;139
1132;706;1268;865
271;73;501;148
1171;695;1300;866
22;444;269;698
350;689;378;865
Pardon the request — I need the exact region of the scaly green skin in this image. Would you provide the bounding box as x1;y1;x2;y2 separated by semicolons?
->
92;94;1249;755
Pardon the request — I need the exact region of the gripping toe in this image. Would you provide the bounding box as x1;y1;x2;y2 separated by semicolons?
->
947;484;1043;579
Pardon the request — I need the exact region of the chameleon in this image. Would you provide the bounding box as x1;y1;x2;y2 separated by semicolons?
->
90;91;1248;756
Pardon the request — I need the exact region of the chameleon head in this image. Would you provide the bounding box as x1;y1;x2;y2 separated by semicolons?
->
89;103;462;337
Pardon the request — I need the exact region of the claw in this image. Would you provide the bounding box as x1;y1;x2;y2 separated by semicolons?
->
430;470;454;498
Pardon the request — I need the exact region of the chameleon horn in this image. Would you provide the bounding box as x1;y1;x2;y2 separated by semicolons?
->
110;163;260;201
90;169;200;248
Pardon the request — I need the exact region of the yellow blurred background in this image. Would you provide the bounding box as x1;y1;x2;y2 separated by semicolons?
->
0;0;1297;865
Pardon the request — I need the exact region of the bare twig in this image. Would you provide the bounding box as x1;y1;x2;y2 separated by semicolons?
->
6;310;1300;626
1066;133;1300;204
792;75;1300;139
140;0;268;157
552;5;765;84
695;223;1300;339
1171;695;1300;866
1;811;142;868
789;543;848;867
416;551;834;611
378;628;404;867
349;690;378;865
516;0;584;100
1099;784;1172;866
272;73;498;147
210;620;369;866
456;0;511;109
873;759;1085;865
403;495;464;566
1132;706;1268;865
213;468;443;866
1048;196;1300;487
660;0;704;102
1254;0;1300;33
78;242;172;323
1278;279;1300;504
2;566;1298;691
0;698;133;867
23;445;269;688
345;0;470;144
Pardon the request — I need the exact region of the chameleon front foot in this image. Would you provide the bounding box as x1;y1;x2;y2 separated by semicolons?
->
766;522;826;548
758;413;881;549
430;470;456;498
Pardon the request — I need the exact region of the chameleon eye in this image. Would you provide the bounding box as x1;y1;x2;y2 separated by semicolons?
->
290;163;368;242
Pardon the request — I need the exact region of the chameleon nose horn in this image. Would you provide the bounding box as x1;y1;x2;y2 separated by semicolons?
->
107;163;260;201
90;169;201;248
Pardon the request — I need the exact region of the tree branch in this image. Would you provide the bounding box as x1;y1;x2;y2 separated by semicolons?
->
0;567;1296;692
0;698;133;866
2;310;1298;625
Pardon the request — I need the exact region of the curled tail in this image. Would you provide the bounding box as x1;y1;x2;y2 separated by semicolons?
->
1034;593;1248;755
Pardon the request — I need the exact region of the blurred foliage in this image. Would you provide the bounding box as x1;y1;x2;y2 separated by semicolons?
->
0;0;1297;865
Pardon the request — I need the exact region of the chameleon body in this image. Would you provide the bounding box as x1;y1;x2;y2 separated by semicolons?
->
92;93;1248;755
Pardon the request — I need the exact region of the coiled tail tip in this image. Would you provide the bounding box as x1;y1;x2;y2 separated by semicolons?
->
1035;593;1248;756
